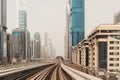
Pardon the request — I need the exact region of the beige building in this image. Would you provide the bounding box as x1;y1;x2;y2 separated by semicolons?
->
72;24;120;74
72;38;89;67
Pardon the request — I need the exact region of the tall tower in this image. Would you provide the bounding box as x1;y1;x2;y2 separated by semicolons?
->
0;0;7;65
48;38;53;60
45;32;48;47
44;32;49;60
12;28;25;62
71;0;85;46
17;0;29;61
64;0;72;61
34;32;41;58
17;0;27;30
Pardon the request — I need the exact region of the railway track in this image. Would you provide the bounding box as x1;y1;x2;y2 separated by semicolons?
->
27;60;75;80
13;64;54;80
0;57;102;80
10;57;75;80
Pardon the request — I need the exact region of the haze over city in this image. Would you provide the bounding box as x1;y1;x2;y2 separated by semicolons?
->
1;0;120;80
7;0;120;57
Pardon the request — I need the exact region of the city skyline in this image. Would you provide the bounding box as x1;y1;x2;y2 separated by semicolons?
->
7;0;120;57
0;0;120;79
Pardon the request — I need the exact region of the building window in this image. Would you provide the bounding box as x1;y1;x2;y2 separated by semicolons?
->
110;52;114;55
110;58;119;61
115;47;119;50
109;64;114;66
86;47;89;66
101;30;107;33
110;52;119;55
110;47;114;50
110;58;114;61
114;63;119;66
109;30;118;33
115;41;119;44
115;52;119;55
110;41;114;44
98;42;107;68
79;50;81;64
109;69;114;72
109;69;118;72
114;58;119;61
97;35;107;38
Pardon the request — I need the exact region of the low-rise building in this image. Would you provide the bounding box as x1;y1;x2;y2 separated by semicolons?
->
72;24;120;74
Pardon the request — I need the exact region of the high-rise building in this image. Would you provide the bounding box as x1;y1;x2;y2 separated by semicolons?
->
64;0;72;61
12;28;25;63
17;0;29;61
44;32;49;59
45;32;48;47
34;32;40;40
52;48;56;60
26;30;30;60
48;38;53;60
30;40;34;59
33;32;41;58
41;45;46;59
17;0;27;30
7;34;13;64
0;0;7;65
71;0;85;46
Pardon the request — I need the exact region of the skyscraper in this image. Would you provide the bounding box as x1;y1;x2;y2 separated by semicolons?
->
48;38;53;60
44;32;49;59
33;32;41;58
0;0;7;65
41;45;46;59
7;34;13;64
12;28;25;63
71;0;85;46
17;0;27;30
30;40;34;59
64;1;72;60
26;30;30;60
45;32;48;47
17;0;29;61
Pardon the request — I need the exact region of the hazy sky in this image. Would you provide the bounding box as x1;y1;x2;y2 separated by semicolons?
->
7;0;120;57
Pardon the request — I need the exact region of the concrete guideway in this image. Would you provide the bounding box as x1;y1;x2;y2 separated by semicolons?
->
28;59;74;80
0;63;53;77
61;63;102;80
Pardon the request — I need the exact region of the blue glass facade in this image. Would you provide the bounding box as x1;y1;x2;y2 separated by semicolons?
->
13;31;22;59
71;0;84;46
19;10;27;30
12;29;25;61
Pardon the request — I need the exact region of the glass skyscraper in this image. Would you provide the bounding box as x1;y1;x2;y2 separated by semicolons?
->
19;10;27;30
17;0;29;61
71;0;85;46
12;28;25;62
17;0;27;30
